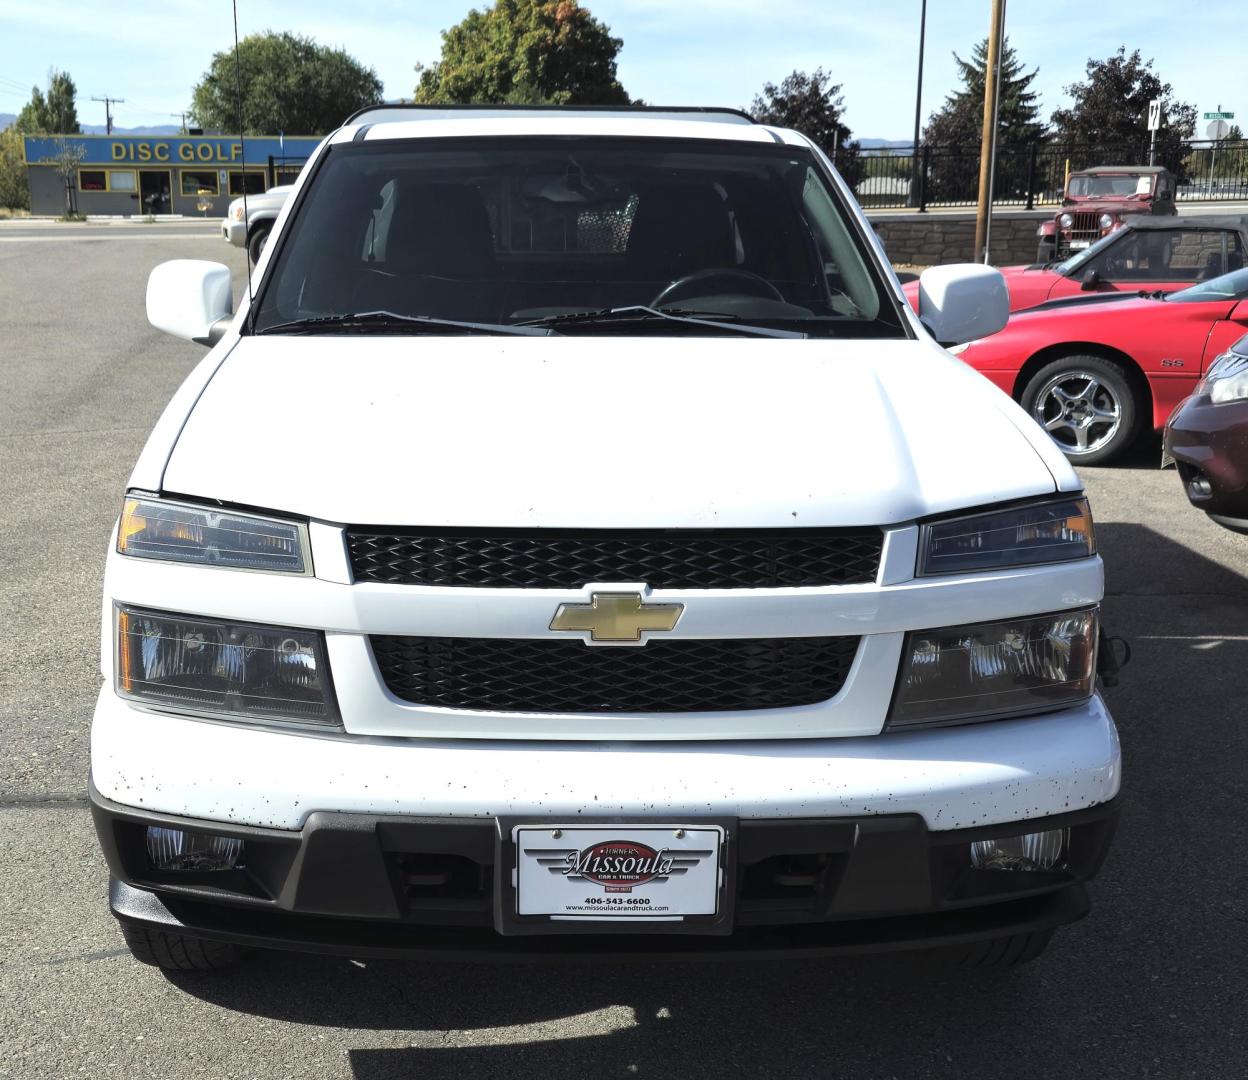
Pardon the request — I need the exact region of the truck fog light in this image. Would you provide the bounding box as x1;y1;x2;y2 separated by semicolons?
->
145;826;243;871
970;828;1067;872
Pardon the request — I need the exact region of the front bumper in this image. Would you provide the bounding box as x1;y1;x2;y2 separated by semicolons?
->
1164;393;1248;532
221;219;246;246
93;783;1118;959
90;689;1121;831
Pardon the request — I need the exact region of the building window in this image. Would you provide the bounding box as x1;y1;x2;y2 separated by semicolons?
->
274;167;303;186
228;171;266;196
180;170;219;196
78;169;138;193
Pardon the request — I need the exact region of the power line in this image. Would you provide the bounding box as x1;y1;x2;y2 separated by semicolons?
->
91;94;125;135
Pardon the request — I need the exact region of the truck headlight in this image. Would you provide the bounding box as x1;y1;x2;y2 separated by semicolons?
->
1099;213;1114;230
115;606;339;728
118;496;309;574
888;609;1098;730
919;497;1094;576
1059;213;1073;228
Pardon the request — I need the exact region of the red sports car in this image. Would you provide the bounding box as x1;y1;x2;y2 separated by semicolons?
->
903;216;1248;314
953;266;1248;464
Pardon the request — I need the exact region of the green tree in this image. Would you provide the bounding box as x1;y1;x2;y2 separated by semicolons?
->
415;0;630;105
0;127;31;210
748;69;862;188
15;69;80;134
191;32;383;134
1050;47;1197;175
922;38;1045;203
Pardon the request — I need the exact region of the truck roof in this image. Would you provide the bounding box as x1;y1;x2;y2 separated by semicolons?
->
1073;165;1172;176
334;103;805;148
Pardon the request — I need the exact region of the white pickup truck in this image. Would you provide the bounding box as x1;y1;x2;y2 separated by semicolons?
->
92;106;1120;972
220;183;292;263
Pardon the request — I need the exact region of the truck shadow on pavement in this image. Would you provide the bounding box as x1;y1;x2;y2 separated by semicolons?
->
165;523;1247;1080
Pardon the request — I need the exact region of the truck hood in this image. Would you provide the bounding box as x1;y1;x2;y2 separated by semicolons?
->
160;336;1064;528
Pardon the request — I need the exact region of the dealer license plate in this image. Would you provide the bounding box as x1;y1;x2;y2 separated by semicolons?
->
513;824;723;920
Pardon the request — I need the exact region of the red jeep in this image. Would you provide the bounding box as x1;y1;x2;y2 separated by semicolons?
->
1037;166;1176;262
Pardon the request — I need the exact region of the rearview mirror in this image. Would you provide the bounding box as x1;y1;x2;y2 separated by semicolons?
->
917;263;1009;346
146;260;233;346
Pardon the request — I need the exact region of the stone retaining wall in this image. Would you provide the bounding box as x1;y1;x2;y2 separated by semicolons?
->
868;210;1049;267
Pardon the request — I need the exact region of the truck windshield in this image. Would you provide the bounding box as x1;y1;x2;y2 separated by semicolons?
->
250;136;906;339
1068;175;1151;198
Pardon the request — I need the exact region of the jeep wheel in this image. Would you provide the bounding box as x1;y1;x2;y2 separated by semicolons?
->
922;929;1053;971
119;921;245;972
1020;354;1141;465
247;223;271;265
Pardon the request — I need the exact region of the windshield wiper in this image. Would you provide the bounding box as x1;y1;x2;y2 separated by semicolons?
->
257;310;554;337
516;305;805;338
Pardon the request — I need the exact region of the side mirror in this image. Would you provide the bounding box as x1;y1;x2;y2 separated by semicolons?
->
917;263;1009;346
146;260;233;346
1081;268;1101;291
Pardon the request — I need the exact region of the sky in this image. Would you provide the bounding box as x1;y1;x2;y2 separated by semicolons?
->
0;0;1243;140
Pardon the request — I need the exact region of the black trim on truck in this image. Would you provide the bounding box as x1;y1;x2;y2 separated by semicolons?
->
91;781;1118;960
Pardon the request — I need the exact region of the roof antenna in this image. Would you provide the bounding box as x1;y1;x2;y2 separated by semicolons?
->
232;0;255;325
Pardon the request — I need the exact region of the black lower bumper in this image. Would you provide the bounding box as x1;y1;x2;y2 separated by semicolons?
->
92;784;1118;960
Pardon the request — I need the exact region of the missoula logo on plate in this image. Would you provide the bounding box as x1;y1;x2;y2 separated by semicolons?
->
562;841;676;893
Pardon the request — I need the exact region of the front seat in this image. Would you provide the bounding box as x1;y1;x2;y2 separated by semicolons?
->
625;185;736;298
378;183;500;320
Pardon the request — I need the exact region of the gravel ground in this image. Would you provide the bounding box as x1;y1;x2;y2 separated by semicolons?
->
0;223;1245;1079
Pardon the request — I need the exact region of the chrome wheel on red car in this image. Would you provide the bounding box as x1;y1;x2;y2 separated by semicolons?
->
1021;355;1140;464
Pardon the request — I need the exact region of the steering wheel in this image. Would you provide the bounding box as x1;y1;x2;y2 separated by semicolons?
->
651;268;785;308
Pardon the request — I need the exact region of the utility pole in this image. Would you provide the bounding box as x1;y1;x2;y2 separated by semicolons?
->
973;0;1006;263
170;112;189;134
92;95;125;135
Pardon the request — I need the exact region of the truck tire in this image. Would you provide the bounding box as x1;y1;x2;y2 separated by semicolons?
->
922;929;1053;971
247;223;271;265
1036;238;1056;264
119;921;245;971
1019;354;1141;465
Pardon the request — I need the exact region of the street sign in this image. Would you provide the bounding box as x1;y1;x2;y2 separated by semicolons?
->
1204;111;1235;120
1148;100;1162;131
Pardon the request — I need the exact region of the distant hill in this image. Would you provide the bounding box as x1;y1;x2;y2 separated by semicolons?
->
0;118;182;136
80;124;182;136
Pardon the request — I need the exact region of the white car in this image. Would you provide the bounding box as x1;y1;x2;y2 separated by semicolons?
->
220;184;292;263
92;106;1121;971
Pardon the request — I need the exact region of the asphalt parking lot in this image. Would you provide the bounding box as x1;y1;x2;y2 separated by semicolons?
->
1;221;1246;1080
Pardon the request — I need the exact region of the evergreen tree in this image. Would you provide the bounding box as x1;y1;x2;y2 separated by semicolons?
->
15;70;80;134
922;38;1045;203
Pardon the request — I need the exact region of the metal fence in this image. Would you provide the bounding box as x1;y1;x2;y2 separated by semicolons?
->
850;140;1248;211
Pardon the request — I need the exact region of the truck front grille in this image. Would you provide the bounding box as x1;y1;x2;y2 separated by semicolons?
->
347;528;883;590
371;635;860;713
1068;211;1101;245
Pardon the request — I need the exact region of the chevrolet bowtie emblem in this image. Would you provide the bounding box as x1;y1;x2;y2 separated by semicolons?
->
549;592;684;643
